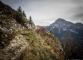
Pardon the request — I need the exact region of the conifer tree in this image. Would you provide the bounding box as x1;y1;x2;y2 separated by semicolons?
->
17;6;22;13
23;11;26;17
29;16;32;21
16;6;26;25
29;16;32;24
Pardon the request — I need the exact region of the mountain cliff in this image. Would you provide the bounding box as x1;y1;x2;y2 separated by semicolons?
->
0;1;65;60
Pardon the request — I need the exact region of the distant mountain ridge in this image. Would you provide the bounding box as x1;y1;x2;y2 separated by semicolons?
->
46;18;83;42
49;18;83;32
45;18;83;58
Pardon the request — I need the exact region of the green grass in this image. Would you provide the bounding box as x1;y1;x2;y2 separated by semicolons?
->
20;30;35;43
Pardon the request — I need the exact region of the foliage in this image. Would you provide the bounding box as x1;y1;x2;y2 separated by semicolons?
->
16;6;27;25
29;16;33;25
23;11;26;17
17;6;22;13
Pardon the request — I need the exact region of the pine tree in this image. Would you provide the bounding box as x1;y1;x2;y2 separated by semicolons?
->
16;6;27;25
23;11;26;17
29;16;32;24
29;16;32;21
17;6;22;13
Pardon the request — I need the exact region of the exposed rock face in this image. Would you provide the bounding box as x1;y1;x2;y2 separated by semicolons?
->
0;18;25;47
0;35;28;60
24;22;35;30
0;19;25;32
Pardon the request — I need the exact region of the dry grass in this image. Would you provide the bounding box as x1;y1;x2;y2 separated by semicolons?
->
20;27;65;60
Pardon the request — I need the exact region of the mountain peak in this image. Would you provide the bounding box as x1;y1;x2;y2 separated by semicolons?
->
55;18;66;23
45;18;83;59
52;18;68;26
57;18;65;20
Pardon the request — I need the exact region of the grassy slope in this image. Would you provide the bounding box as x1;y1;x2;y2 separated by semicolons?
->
20;26;65;60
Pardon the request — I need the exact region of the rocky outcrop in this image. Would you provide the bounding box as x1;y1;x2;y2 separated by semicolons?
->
0;35;28;60
24;22;35;30
0;18;25;48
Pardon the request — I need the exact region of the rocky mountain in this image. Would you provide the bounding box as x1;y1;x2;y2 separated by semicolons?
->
0;1;65;60
45;18;83;58
46;18;83;42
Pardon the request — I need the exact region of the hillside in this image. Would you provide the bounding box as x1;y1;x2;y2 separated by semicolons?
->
20;26;65;60
0;1;65;60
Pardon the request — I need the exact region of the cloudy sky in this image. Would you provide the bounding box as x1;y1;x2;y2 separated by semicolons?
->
1;0;83;26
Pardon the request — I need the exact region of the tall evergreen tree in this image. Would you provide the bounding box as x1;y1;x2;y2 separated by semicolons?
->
29;16;32;24
23;11;26;17
16;6;27;25
29;16;32;21
17;6;22;13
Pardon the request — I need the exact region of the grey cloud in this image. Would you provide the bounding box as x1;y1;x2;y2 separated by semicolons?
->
1;0;83;26
70;0;83;22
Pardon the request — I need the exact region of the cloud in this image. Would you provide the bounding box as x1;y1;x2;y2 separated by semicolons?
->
1;0;83;25
69;0;83;23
